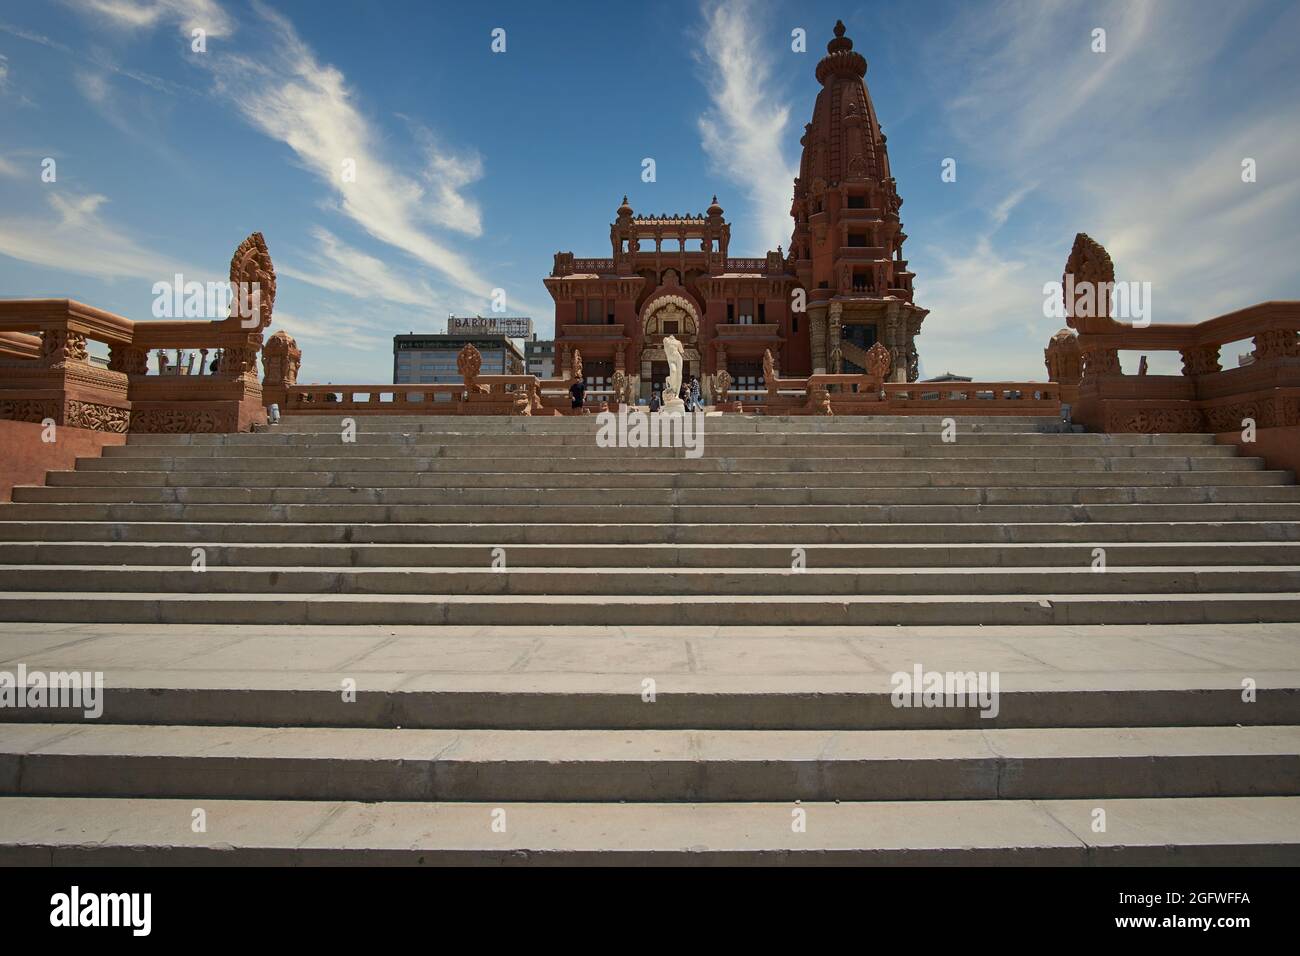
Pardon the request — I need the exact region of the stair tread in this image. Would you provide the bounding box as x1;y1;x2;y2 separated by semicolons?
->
0;797;1296;864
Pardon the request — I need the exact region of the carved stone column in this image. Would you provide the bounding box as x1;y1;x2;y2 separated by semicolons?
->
1179;343;1221;377
1081;345;1121;380
827;302;843;374
1253;329;1300;361
809;305;829;373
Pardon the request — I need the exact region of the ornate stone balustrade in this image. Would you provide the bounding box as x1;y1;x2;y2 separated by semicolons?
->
1044;234;1299;433
1067;300;1300;433
0;232;277;433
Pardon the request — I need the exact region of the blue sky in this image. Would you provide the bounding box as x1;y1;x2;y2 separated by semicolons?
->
1;0;1297;384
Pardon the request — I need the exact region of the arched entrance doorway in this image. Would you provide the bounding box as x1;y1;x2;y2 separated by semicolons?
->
639;293;701;401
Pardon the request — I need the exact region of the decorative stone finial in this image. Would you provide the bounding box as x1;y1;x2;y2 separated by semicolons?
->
827;19;853;54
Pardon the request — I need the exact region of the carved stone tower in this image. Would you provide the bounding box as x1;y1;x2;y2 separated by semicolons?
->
788;20;927;381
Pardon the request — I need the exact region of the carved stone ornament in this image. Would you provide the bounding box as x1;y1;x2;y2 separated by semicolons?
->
229;231;277;329
865;341;892;379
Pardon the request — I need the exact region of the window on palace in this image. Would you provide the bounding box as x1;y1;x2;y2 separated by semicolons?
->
847;233;867;247
730;361;764;402
758;303;766;323
738;299;754;323
726;303;734;322
608;313;615;324
847;194;866;209
663;320;679;335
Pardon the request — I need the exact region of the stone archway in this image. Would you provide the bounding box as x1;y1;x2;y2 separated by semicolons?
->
639;294;702;400
641;294;700;338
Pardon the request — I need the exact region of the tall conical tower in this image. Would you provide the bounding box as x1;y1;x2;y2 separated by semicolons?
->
789;20;927;381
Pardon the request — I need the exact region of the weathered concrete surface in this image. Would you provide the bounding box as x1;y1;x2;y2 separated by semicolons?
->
0;797;1296;866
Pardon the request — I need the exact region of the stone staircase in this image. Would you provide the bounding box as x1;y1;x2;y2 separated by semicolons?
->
0;414;1297;863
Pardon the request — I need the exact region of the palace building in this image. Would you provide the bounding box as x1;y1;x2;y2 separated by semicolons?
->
546;21;927;400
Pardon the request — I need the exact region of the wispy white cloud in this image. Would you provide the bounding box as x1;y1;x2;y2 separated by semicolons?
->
73;69;110;104
280;226;453;315
695;0;797;254
204;1;493;304
66;0;235;38
0;191;206;281
270;308;387;354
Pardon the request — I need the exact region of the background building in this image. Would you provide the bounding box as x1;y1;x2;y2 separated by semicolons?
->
448;315;533;339
393;332;526;393
525;339;555;379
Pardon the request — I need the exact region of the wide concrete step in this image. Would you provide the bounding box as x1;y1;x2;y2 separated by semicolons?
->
73;455;1265;474
7;672;1295;731
43;468;1298;489
6;796;1294;864
267;414;1074;432
101;442;1238;459
2;591;1298;624
2;520;1296;545
6;502;1299;525
6;540;1298;569
121;431;1216;448
3;565;1298;596
3;723;1295;801
15;484;1300;506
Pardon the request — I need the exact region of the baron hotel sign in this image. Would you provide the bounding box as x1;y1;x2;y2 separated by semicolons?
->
449;316;532;338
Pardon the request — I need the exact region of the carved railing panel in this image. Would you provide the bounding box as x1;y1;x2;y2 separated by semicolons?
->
0;232;277;433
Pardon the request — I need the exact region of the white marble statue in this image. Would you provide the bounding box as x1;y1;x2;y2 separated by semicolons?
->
661;334;686;413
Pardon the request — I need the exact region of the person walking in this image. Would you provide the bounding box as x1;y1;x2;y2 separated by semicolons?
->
569;377;587;410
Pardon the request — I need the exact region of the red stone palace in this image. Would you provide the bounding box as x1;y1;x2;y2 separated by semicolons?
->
546;21;928;401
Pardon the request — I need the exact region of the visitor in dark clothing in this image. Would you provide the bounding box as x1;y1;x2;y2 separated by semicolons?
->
569;379;586;409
